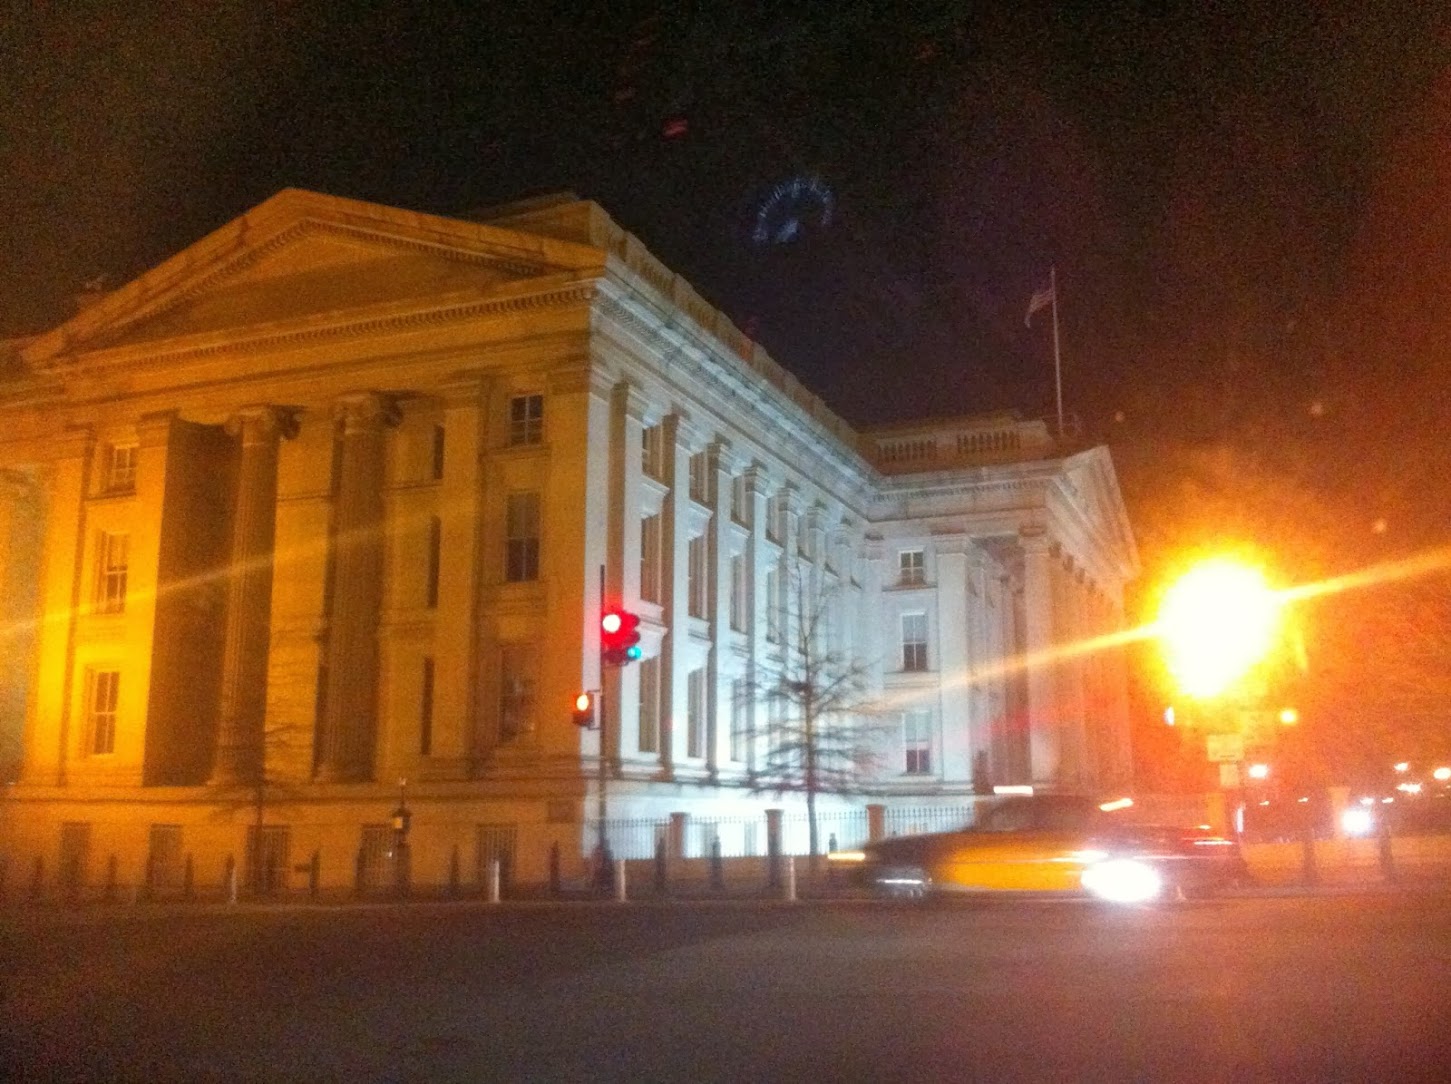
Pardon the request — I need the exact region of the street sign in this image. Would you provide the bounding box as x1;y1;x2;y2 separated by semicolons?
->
1206;733;1245;763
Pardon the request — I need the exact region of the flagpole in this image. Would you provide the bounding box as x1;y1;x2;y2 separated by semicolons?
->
1049;265;1063;440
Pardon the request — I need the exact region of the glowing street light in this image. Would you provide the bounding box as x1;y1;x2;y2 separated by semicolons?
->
1247;763;1270;781
1157;558;1282;698
1434;767;1451;782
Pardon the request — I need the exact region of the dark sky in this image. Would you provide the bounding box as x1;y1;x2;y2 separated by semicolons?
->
2;2;1447;540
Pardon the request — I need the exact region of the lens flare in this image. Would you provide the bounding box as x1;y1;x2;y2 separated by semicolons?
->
1158;559;1281;697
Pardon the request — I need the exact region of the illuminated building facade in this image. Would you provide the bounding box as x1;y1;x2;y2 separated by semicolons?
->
0;190;1137;894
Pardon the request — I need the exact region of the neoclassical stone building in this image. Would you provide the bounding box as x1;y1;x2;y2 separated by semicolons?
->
0;189;1137;894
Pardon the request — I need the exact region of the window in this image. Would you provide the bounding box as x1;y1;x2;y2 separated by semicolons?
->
96;531;129;614
499;644;535;742
420;657;435;755
641;424;664;480
687;536;707;618
638;656;660;754
688;452;709;503
903;710;933;774
104;444;137;493
899;549;925;586
508;394;543;446
730;678;747;762
88;670;120;755
901;613;928;672
729;555;746;631
431;424;446;480
765;569;780;643
640;514;662;603
686;668;706;758
426;516;441;608
504;492;540;582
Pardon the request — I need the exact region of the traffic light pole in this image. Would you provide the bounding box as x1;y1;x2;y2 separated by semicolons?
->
596;564;611;890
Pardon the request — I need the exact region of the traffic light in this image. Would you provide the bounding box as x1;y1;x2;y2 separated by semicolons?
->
571;690;596;728
600;608;642;666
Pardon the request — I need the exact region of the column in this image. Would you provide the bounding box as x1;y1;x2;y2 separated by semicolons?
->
706;437;734;775
935;535;972;784
607;382;647;764
657;411;695;777
743;464;769;779
316;392;398;782
212;406;296;785
1020;528;1060;787
24;429;93;785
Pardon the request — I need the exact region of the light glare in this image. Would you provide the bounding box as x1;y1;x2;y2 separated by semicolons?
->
1158;559;1280;697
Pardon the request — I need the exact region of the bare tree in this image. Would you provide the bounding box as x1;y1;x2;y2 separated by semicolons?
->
208;716;314;892
748;559;886;865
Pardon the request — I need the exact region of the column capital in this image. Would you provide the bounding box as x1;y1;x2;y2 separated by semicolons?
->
707;436;735;474
225;405;299;444
1018;526;1052;554
613;380;651;422
137;410;179;449
334;391;401;433
933;531;974;557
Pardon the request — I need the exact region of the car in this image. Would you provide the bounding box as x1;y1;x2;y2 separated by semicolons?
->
828;794;1243;904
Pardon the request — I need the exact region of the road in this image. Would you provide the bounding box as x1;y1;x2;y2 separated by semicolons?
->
4;891;1450;1082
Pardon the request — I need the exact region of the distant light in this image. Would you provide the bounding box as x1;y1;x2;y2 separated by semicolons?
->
1278;708;1299;725
1434;767;1451;782
1360;797;1375;806
1164;706;1176;727
1297;797;1309;803
1341;809;1374;837
993;785;1034;796
1382;797;1395;804
1394;761;1410;773
1396;782;1423;795
1248;763;1270;780
826;850;866;863
1157;559;1281;697
1372;519;1388;534
1099;797;1134;813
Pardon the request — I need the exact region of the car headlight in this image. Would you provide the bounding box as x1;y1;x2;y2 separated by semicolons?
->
1080;857;1164;904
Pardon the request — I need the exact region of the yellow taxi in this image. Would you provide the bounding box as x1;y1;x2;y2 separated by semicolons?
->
829;794;1241;903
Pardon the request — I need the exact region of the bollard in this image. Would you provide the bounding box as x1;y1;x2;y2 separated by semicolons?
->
309;851;321;900
488;857;501;903
784;856;797;902
225;855;238;905
549;842;562;898
709;837;725;894
614;857;628;902
448;846;461;897
654;834;668;897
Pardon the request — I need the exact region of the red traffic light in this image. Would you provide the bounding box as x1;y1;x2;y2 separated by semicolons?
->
572;691;596;728
601;607;642;666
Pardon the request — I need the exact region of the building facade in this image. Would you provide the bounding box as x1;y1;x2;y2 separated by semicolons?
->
0;190;1138;895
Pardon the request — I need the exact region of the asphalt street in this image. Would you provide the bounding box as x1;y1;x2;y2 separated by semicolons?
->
4;891;1450;1083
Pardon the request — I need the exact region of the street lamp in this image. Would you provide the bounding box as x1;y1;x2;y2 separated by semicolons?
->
1157;558;1282;699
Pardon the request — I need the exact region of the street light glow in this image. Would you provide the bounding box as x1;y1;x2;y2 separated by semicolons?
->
1158;558;1281;697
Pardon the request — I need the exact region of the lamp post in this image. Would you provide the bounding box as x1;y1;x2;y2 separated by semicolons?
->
391;777;411;897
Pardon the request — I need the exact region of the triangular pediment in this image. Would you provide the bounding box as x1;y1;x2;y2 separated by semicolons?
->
1065;447;1141;579
22;189;604;368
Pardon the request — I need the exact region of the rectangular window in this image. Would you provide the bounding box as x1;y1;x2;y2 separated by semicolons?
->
96;531;129;614
730;678;747;762
687;536;706;618
729;555;746;631
499;644;535;742
901;613;928;672
420;657;435;755
640;514;662;604
104;444;137;493
505;492;540;582
765;569;780;643
642;424;664;480
688;452;709;503
899;549;925;586
89;670;120;755
426;516;441;608
638;656;660;754
508;394;543;446
686;668;705;759
431;424;446;480
903;710;933;774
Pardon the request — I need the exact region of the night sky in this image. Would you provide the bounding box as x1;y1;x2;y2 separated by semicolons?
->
3;3;1449;770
